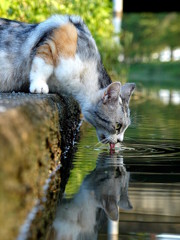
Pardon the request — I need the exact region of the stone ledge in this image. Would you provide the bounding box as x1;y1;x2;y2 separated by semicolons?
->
0;93;80;240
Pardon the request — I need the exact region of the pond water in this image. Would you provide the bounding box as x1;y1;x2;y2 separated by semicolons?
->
52;91;180;240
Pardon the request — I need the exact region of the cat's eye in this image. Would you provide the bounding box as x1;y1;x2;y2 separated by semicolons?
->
115;122;122;131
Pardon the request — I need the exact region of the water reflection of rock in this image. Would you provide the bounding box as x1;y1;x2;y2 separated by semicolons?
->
52;152;132;240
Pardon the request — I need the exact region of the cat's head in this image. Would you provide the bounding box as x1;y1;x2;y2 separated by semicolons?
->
83;82;135;145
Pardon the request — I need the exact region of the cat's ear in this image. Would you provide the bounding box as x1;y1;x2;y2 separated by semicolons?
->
120;83;135;105
102;82;121;104
101;195;119;221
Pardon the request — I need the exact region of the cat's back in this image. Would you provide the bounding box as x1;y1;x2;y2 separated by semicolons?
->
0;18;37;52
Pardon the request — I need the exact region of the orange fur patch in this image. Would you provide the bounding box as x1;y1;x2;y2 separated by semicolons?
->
36;43;54;65
53;23;77;57
36;23;77;66
52;23;77;60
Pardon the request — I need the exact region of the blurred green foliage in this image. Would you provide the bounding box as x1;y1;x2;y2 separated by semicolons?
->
121;13;180;62
127;62;180;89
120;13;180;86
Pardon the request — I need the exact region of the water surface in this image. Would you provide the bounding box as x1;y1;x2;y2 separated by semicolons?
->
53;93;180;240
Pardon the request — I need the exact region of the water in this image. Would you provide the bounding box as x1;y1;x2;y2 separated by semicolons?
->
52;93;180;240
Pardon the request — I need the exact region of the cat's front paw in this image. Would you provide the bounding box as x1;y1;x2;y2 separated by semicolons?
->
30;80;49;94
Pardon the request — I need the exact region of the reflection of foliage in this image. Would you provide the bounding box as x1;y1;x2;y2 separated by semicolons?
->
129;97;180;142
121;13;180;61
65;123;100;196
127;62;180;89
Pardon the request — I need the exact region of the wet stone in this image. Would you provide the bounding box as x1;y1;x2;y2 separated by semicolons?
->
0;93;80;240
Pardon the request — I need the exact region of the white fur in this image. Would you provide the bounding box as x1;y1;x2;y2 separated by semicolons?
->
54;55;83;88
30;57;53;93
96;130;125;143
119;96;122;105
117;132;124;142
51;55;99;108
117;126;128;142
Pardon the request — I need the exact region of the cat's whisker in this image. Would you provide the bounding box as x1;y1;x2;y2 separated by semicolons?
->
124;136;138;142
93;137;109;149
93;141;103;148
124;136;133;139
101;138;109;144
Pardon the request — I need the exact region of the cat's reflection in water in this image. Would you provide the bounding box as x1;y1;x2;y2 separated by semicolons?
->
53;152;132;240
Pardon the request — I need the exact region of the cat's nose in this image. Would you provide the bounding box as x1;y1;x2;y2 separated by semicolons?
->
117;133;124;142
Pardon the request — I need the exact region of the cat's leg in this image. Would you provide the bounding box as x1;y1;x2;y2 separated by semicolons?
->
29;56;53;94
30;23;77;94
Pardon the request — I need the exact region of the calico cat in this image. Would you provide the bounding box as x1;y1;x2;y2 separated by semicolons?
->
53;152;132;240
0;15;135;147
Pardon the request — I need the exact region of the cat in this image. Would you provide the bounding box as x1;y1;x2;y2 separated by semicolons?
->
0;15;135;147
53;152;132;240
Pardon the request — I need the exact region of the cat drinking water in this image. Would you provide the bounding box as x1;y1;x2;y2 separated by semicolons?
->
0;15;135;148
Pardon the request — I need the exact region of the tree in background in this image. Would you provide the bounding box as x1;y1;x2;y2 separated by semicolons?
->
121;13;180;62
160;13;180;60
